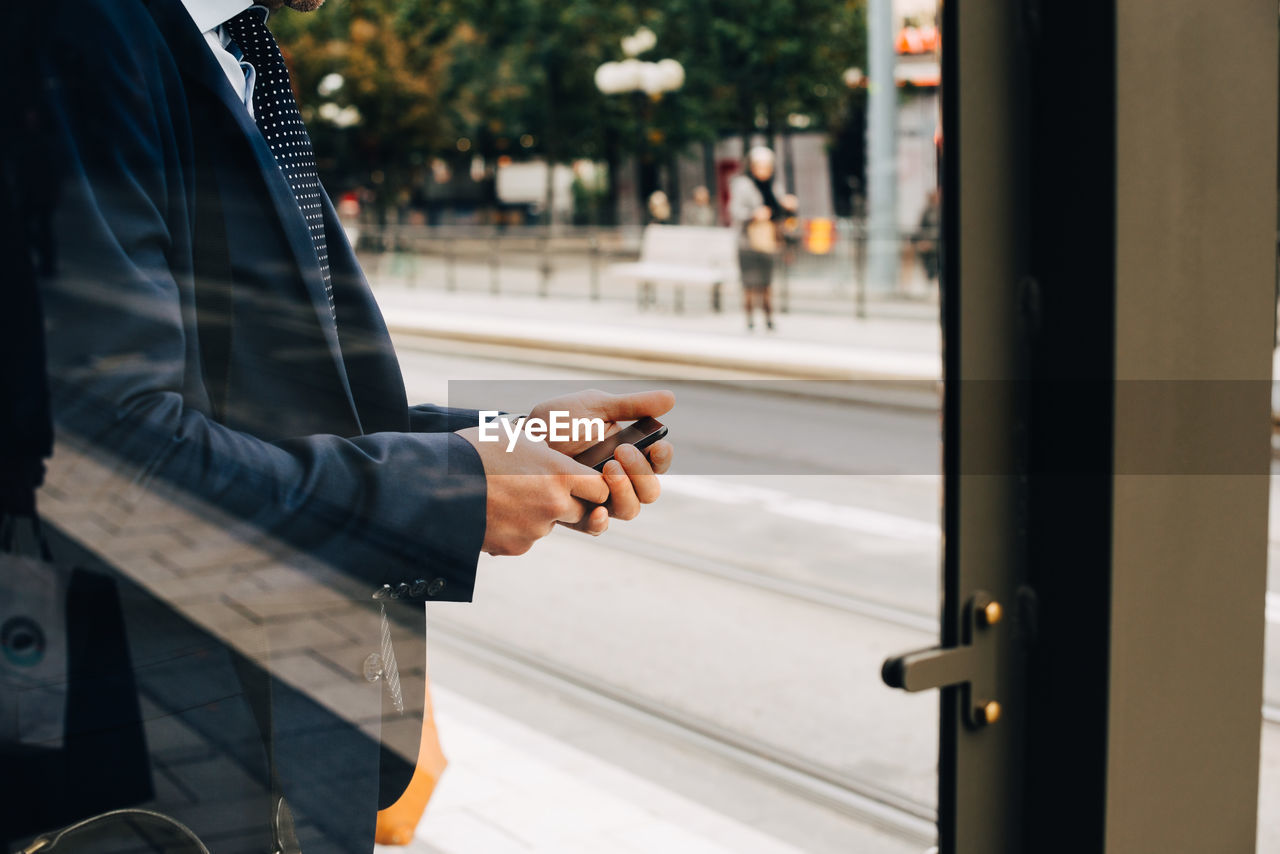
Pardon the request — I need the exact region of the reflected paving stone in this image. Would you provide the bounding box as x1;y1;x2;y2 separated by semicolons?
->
150;570;257;606
106;552;186;586
268;651;363;693
141;699;220;765
38;506;120;538
311;643;391;683
163;752;267;806
224;583;355;621
32;441;444;852
297;680;382;733
156;601;269;664
262;614;361;655
100;529;195;561
162;541;282;575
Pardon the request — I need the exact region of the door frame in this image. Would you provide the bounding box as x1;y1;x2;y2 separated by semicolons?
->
932;2;1276;851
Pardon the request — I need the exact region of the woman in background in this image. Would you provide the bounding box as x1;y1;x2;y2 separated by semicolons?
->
728;147;797;331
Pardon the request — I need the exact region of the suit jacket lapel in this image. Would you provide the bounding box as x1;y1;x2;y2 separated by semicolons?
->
147;0;362;432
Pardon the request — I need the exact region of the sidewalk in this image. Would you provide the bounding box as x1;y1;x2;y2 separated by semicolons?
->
389;685;812;854
371;285;942;383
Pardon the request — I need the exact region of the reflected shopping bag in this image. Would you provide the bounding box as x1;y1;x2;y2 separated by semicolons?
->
1;515;67;749
746;218;780;254
0;512;152;846
374;670;448;846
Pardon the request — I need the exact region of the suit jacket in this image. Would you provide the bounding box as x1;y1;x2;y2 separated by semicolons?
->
40;0;486;598
31;0;488;849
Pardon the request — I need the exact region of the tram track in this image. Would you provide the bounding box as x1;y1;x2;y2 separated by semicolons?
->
606;530;939;634
419;561;1280;854
425;616;941;849
409;524;1280;848
414;530;945;848
389;345;1280;836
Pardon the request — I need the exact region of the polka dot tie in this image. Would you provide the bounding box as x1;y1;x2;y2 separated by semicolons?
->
222;8;333;319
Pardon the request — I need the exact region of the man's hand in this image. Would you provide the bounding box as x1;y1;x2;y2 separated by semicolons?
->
528;389;675;522
457;426;612;556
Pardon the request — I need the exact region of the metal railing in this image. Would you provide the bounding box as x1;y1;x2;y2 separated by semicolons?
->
351;222;941;318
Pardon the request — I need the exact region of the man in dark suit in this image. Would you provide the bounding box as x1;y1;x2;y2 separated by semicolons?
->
29;0;674;849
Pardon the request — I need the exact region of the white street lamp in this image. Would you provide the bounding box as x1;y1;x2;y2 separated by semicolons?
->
318;102;362;129
594;31;684;99
333;106;362;129
317;72;345;97
595;29;684;224
621;26;657;58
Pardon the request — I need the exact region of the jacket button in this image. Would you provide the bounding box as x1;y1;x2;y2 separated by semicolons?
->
427;578;445;597
393;582;411;599
372;584;392;600
410;579;428;597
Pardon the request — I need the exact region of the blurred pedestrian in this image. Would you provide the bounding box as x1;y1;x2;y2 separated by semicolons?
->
911;189;941;282
680;185;717;227
647;189;672;224
728;147;798;331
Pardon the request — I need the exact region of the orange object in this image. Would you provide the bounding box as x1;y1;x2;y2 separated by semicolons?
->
374;675;448;846
806;218;834;255
896;25;940;55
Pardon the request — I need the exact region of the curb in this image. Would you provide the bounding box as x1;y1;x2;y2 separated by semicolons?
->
385;320;941;384
387;321;943;413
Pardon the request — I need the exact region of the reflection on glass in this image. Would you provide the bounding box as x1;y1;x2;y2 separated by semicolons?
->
4;0;944;852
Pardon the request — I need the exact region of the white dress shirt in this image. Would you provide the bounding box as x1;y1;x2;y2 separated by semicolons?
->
180;0;257;118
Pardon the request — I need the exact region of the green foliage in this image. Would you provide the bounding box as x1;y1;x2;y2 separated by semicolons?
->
271;0;458;197
269;0;868;203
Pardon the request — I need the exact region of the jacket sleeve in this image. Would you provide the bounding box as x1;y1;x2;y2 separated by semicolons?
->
39;3;486;602
408;405;484;434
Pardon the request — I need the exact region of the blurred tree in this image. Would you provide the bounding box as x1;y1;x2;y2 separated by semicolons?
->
681;0;866;151
271;0;464;218
270;0;868;222
432;0;636;221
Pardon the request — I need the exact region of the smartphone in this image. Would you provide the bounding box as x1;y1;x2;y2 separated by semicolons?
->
573;417;668;472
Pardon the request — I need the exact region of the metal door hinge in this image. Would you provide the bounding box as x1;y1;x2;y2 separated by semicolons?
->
882;592;1004;728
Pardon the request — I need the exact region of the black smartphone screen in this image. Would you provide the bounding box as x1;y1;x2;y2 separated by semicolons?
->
572;417;668;471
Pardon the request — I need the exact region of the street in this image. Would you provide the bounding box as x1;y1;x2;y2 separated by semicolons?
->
394;343;1280;852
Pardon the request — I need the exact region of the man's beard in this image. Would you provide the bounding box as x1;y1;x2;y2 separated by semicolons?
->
262;0;326;10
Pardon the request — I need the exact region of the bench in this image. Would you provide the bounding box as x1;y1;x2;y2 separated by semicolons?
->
607;224;739;312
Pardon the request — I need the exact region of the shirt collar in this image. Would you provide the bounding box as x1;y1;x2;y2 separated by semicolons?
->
180;0;255;34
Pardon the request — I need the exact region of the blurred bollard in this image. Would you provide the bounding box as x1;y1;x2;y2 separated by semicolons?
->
445;234;456;292
406;228;420;289
538;230;551;298
779;252;791;314
853;217;868;319
589;230;601;300
489;232;500;295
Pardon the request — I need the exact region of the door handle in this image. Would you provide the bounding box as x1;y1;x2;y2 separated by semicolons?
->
882;591;1004;728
